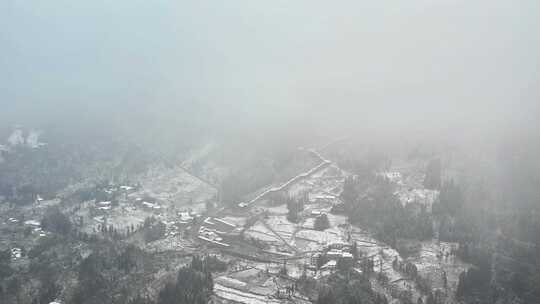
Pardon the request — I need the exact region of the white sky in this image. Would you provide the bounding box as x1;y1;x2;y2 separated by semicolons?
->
1;0;539;135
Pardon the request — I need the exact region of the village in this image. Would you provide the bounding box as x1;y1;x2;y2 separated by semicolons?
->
0;142;471;304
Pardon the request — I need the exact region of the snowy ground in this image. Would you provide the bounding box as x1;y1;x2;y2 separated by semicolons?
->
214;259;312;304
245;223;283;244
233;156;466;303
138;165;217;205
215;284;283;304
410;241;470;291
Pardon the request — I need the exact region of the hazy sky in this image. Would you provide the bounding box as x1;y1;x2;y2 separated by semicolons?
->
1;0;539;136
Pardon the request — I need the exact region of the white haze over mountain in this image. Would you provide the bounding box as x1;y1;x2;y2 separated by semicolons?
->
1;0;539;143
7;129;24;146
5;128;45;148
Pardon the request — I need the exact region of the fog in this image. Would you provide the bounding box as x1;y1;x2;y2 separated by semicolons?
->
2;0;539;142
2;4;540;303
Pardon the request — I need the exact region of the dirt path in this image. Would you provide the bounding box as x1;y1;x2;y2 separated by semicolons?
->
240;148;332;208
261;219;298;254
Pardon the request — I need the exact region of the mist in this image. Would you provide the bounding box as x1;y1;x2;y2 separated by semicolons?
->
3;2;540;304
2;0;538;143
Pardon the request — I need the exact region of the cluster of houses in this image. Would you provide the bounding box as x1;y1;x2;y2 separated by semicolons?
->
95;196;163;214
96;201;112;211
11;247;22;260
5;217;46;238
311;242;355;271
382;171;439;213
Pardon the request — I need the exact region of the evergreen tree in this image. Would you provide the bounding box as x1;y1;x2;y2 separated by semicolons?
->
41;207;72;235
351;241;359;261
157;256;214;304
287;201;300;223
423;158;441;190
314;213;330;231
317;285;336;304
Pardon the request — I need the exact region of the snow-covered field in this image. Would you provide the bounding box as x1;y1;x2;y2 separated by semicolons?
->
264;216;295;239
245;223;283;244
139;165;217;205
172;151;465;303
215;284;283;304
410;241;470;291
295;227;344;246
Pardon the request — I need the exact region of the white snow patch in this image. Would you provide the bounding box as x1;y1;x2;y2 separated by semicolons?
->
24;220;41;226
214;284;282;304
